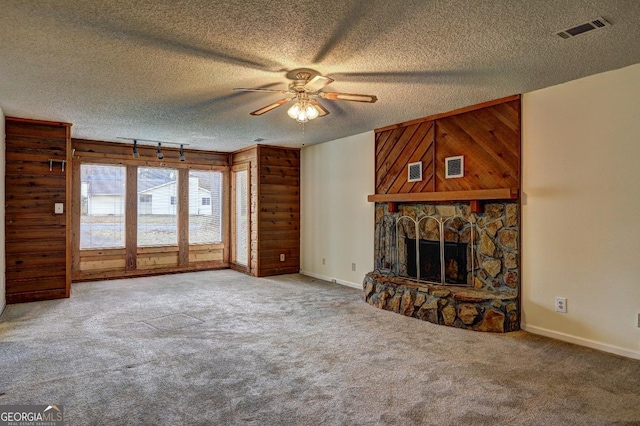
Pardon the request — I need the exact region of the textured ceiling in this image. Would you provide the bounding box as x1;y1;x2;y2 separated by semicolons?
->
1;0;639;152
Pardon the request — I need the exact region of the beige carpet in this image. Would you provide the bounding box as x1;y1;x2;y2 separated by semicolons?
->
0;270;639;425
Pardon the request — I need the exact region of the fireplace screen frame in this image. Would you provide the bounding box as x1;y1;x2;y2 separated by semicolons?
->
396;214;474;286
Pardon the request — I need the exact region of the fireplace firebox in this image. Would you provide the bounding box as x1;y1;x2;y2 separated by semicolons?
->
405;238;468;285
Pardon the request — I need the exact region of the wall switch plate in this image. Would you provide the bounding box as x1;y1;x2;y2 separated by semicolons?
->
555;297;567;313
637;313;640;328
54;203;64;214
279;254;285;262
352;263;356;271
322;258;326;265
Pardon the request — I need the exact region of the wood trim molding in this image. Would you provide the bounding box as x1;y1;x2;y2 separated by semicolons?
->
178;168;189;267
71;160;82;273
254;146;260;276
232;144;301;155
222;170;231;265
65;125;73;297
125;165;138;271
6;116;72;127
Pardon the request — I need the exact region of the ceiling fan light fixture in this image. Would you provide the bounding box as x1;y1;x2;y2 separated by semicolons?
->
296;107;309;123
305;104;319;120
287;103;301;119
287;100;319;123
237;71;376;121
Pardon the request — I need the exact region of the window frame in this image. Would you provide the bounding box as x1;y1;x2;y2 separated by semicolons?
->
188;170;223;246
72;147;230;280
137;166;179;247
231;163;250;269
79;163;127;250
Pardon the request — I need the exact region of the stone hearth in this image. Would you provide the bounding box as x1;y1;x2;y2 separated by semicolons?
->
363;272;518;332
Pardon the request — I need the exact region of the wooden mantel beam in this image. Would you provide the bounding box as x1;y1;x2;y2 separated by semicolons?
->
367;188;518;203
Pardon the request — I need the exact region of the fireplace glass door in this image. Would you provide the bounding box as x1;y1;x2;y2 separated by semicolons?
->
405;238;468;285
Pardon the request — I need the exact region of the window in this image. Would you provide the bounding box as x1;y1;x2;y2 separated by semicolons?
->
80;164;126;249
188;170;222;244
233;169;249;266
138;167;178;246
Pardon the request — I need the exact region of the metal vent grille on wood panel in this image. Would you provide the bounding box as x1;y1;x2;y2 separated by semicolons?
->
445;156;464;179
407;161;422;182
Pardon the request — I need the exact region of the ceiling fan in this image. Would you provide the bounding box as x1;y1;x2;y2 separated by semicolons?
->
233;70;378;123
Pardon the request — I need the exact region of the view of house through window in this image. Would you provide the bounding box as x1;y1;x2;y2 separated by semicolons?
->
80;164;126;249
188;170;223;244
138;167;178;246
80;165;224;251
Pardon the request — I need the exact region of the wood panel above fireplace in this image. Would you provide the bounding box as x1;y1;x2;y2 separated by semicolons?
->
371;95;521;203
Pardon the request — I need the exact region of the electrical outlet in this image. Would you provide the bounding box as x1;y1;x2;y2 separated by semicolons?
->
279;254;285;262
322;258;326;265
352;263;356;271
555;297;567;313
331;279;336;283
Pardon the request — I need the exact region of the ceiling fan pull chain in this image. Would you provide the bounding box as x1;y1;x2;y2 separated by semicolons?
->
301;121;307;146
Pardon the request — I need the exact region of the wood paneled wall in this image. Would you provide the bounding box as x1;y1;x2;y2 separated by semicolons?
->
258;146;300;276
435;99;520;191
374;96;521;195
73;139;229;167
5;118;71;303
376;121;435;194
71;139;230;281
231;145;300;277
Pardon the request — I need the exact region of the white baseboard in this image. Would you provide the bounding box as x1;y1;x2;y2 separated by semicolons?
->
300;271;362;290
521;323;640;360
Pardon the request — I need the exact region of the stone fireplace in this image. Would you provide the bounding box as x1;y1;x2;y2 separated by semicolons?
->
364;201;520;333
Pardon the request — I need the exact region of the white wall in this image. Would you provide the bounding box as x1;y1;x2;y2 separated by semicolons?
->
300;132;375;288
0;106;5;315
522;63;640;359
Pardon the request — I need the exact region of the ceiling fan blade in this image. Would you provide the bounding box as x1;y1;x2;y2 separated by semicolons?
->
309;99;330;117
304;75;334;92
250;98;292;116
320;92;378;103
329;70;480;84
234;87;290;94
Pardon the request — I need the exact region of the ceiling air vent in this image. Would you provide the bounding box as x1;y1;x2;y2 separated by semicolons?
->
555;17;610;39
407;162;422;182
445;156;464;179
